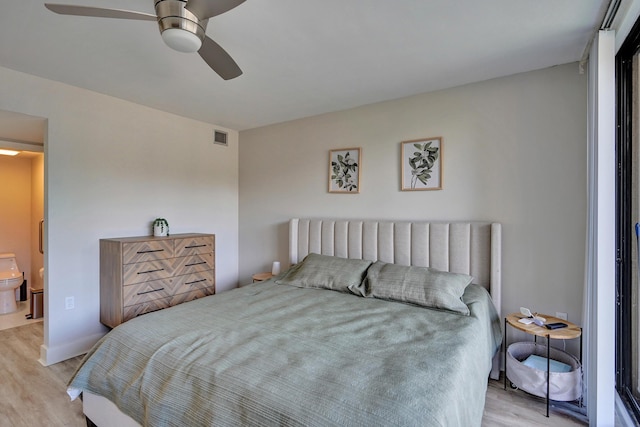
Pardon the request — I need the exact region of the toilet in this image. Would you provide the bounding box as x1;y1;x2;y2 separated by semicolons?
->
0;253;23;314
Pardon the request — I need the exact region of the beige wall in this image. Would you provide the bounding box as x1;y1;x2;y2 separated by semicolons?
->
239;63;587;325
0;65;239;364
0;155;32;291
0;151;44;301
31;153;44;290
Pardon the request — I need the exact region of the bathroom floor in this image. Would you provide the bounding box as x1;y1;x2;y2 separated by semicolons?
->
0;298;42;331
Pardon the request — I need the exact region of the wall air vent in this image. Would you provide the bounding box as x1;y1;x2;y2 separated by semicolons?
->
214;130;228;146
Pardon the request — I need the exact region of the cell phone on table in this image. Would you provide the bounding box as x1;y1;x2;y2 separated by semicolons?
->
545;322;567;330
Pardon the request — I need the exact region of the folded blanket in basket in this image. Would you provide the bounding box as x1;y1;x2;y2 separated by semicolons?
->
522;354;571;372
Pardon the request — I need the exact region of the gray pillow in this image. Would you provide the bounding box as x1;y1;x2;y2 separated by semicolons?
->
363;261;472;315
275;253;372;294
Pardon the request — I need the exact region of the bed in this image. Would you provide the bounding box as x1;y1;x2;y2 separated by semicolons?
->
69;218;503;427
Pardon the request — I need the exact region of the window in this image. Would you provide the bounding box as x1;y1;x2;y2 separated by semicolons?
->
617;14;640;423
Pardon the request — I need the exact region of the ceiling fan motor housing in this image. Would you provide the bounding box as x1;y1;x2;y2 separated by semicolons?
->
155;0;209;53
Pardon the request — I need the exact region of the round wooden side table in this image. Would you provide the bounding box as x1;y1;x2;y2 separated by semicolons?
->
503;313;582;417
251;272;273;282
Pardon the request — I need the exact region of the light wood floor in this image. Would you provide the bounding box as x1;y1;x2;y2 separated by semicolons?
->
484;376;588;426
0;323;84;427
1;323;588;427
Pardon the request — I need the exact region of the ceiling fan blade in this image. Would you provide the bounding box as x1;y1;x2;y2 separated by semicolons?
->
186;0;245;20
44;4;157;21
198;36;242;80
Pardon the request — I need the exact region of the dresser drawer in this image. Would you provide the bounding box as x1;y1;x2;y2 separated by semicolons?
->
173;253;214;276
169;287;214;306
123;279;175;307
123;259;173;285
123;297;171;322
122;240;174;264
172;270;214;294
175;236;214;257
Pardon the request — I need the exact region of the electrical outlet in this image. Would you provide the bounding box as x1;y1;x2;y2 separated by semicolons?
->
556;312;568;321
65;296;74;310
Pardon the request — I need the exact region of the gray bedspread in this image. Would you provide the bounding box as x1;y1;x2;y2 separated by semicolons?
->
68;282;501;427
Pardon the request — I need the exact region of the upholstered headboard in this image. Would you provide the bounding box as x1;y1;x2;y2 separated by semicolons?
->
289;218;502;315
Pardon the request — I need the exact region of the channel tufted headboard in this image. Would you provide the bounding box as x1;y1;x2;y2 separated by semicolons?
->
289;218;502;315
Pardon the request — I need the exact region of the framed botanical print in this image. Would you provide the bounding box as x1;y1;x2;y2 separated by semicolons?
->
329;148;361;193
401;137;442;191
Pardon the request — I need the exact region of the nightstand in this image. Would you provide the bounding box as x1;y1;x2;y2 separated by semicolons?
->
504;313;582;417
252;272;273;282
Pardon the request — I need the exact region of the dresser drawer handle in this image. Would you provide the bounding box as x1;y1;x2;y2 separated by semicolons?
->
184;244;207;249
137;268;164;274
185;261;207;267
185;279;207;285
136;249;165;254
137;287;165;295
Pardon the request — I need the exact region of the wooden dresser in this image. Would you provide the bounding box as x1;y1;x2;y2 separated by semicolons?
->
99;233;215;328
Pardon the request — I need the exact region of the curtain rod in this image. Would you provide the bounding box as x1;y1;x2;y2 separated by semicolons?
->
602;0;622;29
579;0;620;72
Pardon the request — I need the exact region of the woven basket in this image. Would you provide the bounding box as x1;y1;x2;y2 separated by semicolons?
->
506;342;582;401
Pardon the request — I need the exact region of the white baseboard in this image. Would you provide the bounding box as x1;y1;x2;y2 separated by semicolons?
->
39;331;105;366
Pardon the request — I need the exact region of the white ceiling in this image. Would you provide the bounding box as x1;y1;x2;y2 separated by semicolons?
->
0;0;606;131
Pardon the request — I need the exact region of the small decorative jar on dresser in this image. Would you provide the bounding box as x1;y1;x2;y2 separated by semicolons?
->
100;233;215;328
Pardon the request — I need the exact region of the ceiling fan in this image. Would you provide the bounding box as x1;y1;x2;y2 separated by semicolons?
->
44;0;245;80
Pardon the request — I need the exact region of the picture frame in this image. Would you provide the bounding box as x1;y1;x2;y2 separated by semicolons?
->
329;147;361;193
401;137;442;191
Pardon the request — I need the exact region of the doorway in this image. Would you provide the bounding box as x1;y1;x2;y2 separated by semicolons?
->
0;110;45;332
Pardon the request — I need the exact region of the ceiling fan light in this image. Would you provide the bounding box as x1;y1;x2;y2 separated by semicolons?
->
161;28;202;53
